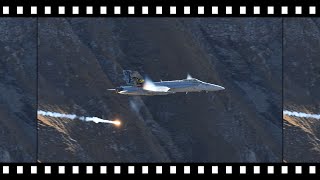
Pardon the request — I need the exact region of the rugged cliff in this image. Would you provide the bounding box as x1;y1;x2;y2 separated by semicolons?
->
284;18;320;162
38;18;282;162
0;18;37;162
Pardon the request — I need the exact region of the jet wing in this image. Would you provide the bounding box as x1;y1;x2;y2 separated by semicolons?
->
144;86;170;92
143;78;170;92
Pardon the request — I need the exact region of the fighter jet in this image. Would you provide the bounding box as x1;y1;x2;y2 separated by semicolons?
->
108;70;225;96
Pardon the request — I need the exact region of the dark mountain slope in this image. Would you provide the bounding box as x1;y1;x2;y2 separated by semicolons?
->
38;18;282;162
0;18;37;162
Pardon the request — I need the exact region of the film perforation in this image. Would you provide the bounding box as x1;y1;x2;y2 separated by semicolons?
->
0;5;318;16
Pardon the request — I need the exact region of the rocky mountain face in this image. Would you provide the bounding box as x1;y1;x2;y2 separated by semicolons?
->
0;18;37;162
284;18;320;162
37;18;282;162
3;17;320;163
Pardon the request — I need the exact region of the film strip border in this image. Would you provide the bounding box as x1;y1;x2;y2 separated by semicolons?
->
0;164;319;175
0;5;319;16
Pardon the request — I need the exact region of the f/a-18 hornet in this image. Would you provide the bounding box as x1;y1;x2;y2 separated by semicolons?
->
108;70;225;96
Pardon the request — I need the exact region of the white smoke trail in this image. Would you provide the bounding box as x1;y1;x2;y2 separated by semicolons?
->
38;110;77;119
283;110;320;119
38;110;121;125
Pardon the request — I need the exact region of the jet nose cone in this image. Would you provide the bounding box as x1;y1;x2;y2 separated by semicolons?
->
209;84;225;91
216;85;225;91
203;83;225;91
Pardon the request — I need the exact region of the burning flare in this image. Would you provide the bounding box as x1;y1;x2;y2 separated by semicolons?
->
38;110;121;125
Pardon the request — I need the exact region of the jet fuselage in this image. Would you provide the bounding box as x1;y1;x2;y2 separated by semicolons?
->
114;78;225;96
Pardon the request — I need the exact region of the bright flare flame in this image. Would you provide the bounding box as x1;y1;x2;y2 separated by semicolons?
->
113;120;121;126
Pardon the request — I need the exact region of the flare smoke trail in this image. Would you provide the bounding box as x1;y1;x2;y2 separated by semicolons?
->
283;110;320;119
37;110;121;125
